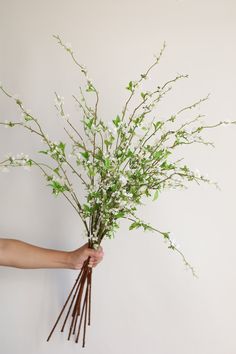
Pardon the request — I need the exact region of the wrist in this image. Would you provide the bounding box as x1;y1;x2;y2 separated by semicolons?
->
63;251;75;269
64;251;79;270
50;250;74;269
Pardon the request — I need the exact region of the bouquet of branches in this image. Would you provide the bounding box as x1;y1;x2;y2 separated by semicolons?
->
0;35;234;347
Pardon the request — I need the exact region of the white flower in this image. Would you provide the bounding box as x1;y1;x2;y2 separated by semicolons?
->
4;120;9;128
119;175;127;185
65;43;72;50
169;238;180;250
194;169;201;178
119;201;127;208
107;122;117;136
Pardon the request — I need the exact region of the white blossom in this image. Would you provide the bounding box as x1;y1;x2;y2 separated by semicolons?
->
65;43;72;50
107;122;117;136
4;120;9;128
169;238;180;250
119;201;127;208
194;169;201;178
119;175;127;185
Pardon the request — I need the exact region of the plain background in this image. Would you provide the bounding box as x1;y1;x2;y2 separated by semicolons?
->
0;1;236;353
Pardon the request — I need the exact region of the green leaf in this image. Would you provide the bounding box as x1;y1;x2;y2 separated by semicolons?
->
38;150;48;155
162;232;170;239
94;150;103;161
126;149;133;158
85;118;94;129
88;166;97;177
153;190;159;201
153;150;163;160
168;115;176;122
129;221;140;230
80;151;89;160
160;161;175;170
114;211;125;219
112;115;121;127
141;92;147;99
24;114;33;122
104;158;110;169
48;180;68;196
126;81;133;92
53;167;60;176
104;139;111;147
153;121;163;130
26;159;33;166
86;81;95;92
58;142;66;154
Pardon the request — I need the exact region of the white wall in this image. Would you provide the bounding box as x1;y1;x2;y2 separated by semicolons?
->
0;1;236;353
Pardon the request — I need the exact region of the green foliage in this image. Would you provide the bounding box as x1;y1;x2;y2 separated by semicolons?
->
129;220;153;231
86;81;96;92
24;114;33;122
26;159;33;166
126;81;133;92
85;117;94;130
153;190;159;201
112;115;121;127
80;151;89;160
48;180;70;196
1;35;232;277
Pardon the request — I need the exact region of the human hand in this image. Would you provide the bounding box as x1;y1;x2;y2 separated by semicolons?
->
67;243;104;270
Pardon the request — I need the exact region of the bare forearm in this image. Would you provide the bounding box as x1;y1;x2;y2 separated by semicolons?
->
0;238;104;270
0;238;70;269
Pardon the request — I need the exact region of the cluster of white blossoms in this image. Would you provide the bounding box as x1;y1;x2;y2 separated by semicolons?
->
48;142;64;159
119;174;128;185
7;152;30;164
0;152;31;173
193;168;216;185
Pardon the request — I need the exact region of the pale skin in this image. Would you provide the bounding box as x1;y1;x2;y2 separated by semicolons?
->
0;238;104;269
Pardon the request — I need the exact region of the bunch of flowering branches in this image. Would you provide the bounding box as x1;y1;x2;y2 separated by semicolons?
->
1;35;235;346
